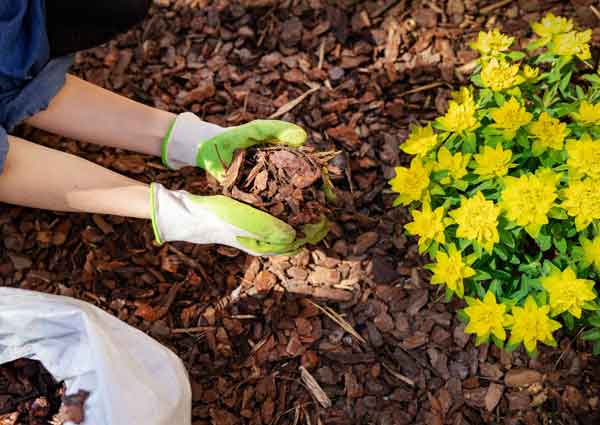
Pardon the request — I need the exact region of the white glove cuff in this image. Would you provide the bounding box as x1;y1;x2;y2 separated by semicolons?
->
162;112;226;170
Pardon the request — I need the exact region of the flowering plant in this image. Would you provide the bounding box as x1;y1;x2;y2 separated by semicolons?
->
390;14;600;355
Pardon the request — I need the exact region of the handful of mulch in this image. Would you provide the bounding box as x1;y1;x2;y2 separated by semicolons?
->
0;359;89;425
219;146;343;244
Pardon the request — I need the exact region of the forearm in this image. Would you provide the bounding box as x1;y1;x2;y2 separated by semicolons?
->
25;75;175;157
0;136;151;218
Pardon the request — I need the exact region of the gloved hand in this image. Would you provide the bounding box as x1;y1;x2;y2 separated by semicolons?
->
150;183;300;255
162;112;307;181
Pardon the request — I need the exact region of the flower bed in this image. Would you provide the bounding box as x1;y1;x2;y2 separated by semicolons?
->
391;13;600;356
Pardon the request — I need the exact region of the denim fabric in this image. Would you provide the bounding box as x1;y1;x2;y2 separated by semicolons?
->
0;1;73;172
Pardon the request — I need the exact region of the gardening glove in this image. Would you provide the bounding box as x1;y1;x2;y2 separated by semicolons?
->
161;112;307;181
150;182;299;256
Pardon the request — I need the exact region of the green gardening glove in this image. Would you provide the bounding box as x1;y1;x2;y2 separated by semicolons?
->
150;183;300;255
161;112;307;181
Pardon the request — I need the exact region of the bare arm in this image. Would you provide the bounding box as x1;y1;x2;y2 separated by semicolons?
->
25;75;176;157
0;136;150;218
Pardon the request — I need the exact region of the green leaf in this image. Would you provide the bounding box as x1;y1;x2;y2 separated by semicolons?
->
491;334;505;349
473;270;492;281
593;341;600;356
554;238;567;254
549;207;568;220
582;328;600;341
494;92;506;106
559;70;573;94
536;232;552;252
507;51;526;61
463;132;477;153
588;314;600;327
563;312;575;332
471;73;484;87
457;309;469;322
582;73;600;87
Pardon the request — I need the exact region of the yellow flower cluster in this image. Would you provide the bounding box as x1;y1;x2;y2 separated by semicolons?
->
390;159;430;206
470;29;514;58
481;58;523;92
572;101;600;126
401;124;438;156
490;97;532;139
531;13;591;61
430;244;475;298
473;145;514;179
529;112;569;154
500;169;560;237
450;192;500;253
437;89;479;134
389;16;600;356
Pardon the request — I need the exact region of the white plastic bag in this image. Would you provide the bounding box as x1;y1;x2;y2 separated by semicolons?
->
0;287;191;425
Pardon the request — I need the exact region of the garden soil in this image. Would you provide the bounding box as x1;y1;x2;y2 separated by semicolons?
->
3;0;600;424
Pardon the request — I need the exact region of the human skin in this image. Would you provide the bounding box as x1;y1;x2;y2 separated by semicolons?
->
0;75;176;218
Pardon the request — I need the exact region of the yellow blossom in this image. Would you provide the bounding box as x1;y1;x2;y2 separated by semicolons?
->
523;65;540;81
529;112;569;154
481;58;524;92
470;29;514;57
390;159;430;206
541;267;596;318
561;178;600;230
550;30;592;61
401;124;438;156
473;144;514;179
581;235;600;270
509;296;561;353
437;98;480;134
566;134;600;180
500;169;560;237
531;13;573;41
571;101;600;126
451;86;475;105
430;244;475;298
464;292;513;343
490;97;533;140
449;192;500;253
434;147;471;184
405;203;450;251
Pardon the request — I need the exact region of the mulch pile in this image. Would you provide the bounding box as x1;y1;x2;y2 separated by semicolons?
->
0;359;88;425
3;0;600;424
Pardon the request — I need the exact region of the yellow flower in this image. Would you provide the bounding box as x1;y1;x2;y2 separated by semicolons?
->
437;98;480;134
449;192;500;253
582;235;600;270
561;178;600;230
451;86;475;105
470;29;514;57
529;112;569;154
473;144;514;179
434;147;471;183
430;244;475;298
401;124;438;156
405;203;449;251
509;296;561;353
566;134;600;180
550;30;592;61
390;159;430;206
464;291;513;343
541;267;596;318
481;58;524;92
500;169;560;237
523;65;540;81
490;97;533;140
531;13;573;41
571;101;600;126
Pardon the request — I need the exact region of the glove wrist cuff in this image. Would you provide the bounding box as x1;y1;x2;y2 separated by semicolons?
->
161;112;225;170
149;183;164;244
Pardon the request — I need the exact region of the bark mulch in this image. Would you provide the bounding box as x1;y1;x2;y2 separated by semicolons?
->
3;0;600;424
